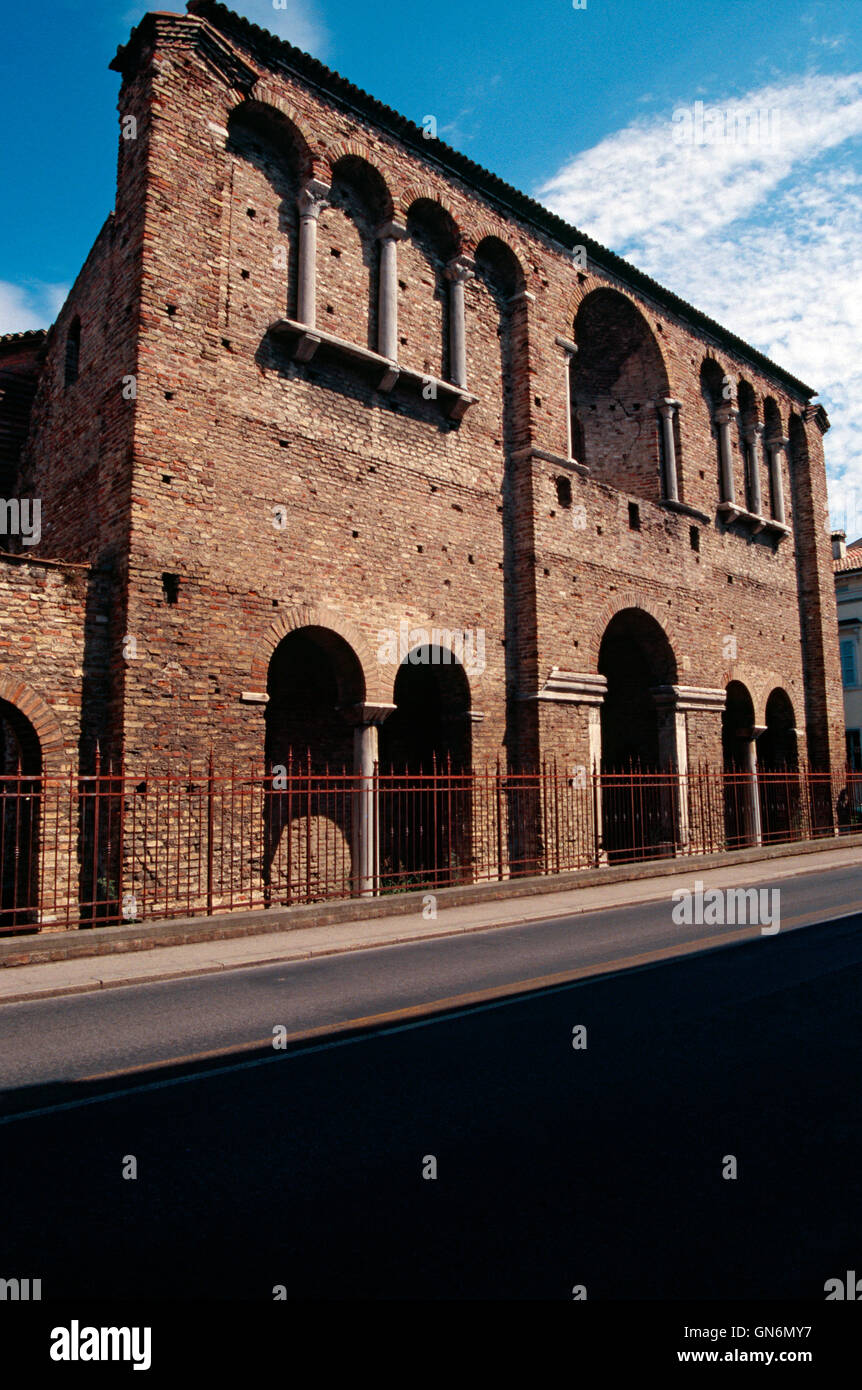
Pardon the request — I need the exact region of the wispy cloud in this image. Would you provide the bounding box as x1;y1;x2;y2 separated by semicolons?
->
536;72;862;530
0;281;68;335
229;0;328;59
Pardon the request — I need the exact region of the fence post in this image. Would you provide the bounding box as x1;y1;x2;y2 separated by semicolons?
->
206;750;214;916
495;757;504;883
592;762;601;868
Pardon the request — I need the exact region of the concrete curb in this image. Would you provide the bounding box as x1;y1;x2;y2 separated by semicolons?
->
2;831;860;971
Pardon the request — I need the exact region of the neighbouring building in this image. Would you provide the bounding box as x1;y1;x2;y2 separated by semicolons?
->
0;1;846;928
833;531;862;770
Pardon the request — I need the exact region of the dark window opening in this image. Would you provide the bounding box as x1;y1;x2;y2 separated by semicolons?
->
690;526;700;552
628;502;640;530
162;573;180;605
556;476;572;508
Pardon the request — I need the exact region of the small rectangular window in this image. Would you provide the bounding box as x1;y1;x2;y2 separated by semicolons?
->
848;729;862;771
841;639;858;688
628;501;640;530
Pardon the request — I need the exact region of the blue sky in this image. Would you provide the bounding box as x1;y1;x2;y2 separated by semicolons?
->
3;0;861;526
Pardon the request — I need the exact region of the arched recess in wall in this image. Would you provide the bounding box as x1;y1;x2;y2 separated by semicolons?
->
316;155;392;350
469;236;533;755
597;608;678;861
736;379;760;513
398;198;461;382
722;679;759;848
0;697;43;930
758;687;800;844
572;289;671;503
763;397;784;518
469;236;527;444
379;645;473;886
263;625;366;903
226;102;311;330
700;357;727;497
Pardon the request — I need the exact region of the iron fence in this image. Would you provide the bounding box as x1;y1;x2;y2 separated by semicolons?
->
0;757;858;933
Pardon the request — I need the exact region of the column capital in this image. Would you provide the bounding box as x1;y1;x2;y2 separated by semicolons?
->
377;219;408;242
344;701;397;727
714;402;736;425
767;434;790;451
298;179;330;219
657;396;681;418
445;256;475;284
744;421;765;441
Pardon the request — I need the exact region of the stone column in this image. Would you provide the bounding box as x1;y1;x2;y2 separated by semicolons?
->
767;434;789;524
445;257;474;389
744;422;764;516
377;220;407;360
587;705;607;865
657;398;681;503
715;402;736;505
743;725;765;848
296;180;330;328
348;703;396;897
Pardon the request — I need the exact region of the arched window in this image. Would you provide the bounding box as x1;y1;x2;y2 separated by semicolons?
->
64;318;81;388
572;289;670;503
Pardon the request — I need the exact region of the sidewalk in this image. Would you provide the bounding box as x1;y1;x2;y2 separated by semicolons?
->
0;837;859;1005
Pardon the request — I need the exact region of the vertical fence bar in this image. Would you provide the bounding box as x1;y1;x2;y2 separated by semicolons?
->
206;750;214;915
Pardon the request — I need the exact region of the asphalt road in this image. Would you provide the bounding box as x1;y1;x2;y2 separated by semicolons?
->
0;860;861;1298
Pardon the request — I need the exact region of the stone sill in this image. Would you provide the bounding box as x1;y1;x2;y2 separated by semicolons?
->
717;501;791;537
268;318;478;421
512;445;590;476
659;499;711;525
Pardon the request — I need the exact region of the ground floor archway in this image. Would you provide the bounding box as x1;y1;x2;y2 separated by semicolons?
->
0;697;42;930
722;680;760;848
598;608;678;860
758;688;800;843
263;625;366;902
379;645;473;887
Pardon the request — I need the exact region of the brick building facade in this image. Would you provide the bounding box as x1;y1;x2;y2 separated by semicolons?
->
0;1;846;924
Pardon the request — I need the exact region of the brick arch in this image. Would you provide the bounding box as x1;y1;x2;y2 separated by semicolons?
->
323;144;396;221
588;593;676;672
465;220;519;259
470;228;528;294
567;284;674;386
249;604;388;703
0;672;67;772
229;86;320;176
721;667;788;730
400;181;461;232
562;275;603;331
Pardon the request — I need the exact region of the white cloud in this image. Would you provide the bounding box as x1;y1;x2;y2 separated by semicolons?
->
0;281;68;336
535;73;862;530
231;0;327;58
